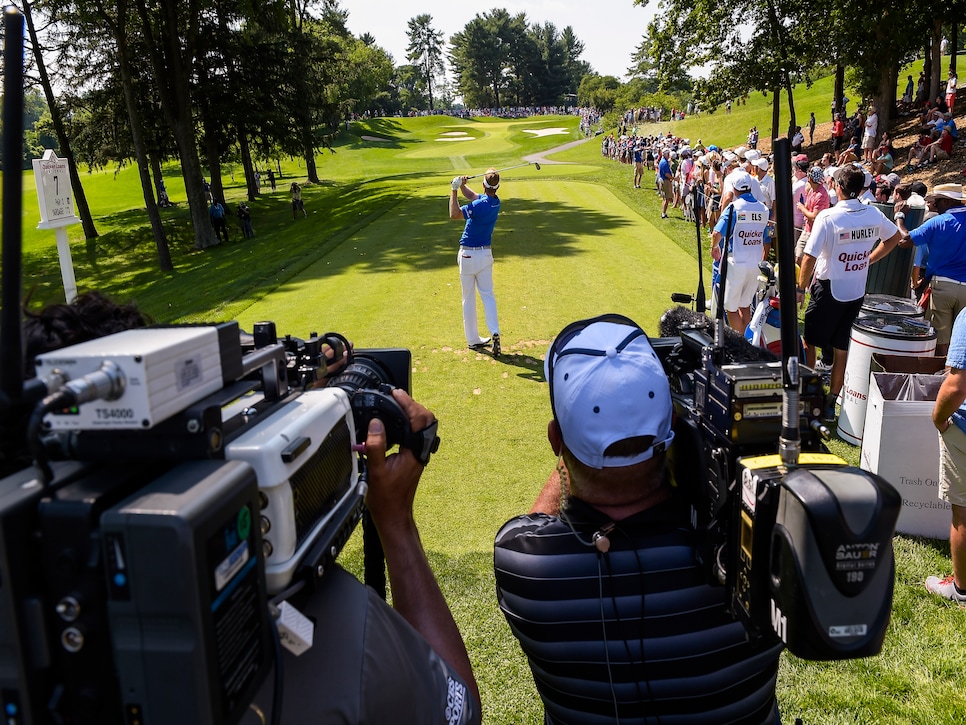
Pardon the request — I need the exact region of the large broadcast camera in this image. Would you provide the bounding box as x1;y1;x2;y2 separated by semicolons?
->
1;319;428;725
0;13;438;724
653;140;901;661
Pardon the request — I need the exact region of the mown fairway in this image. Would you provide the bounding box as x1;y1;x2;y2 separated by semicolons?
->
10;110;966;724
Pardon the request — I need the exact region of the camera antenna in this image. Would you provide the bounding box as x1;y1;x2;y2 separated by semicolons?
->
691;185;707;313
772;139;802;466
1;7;25;406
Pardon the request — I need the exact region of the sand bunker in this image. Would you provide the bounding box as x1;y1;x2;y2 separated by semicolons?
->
522;127;568;137
440;131;471;137
361;135;390;142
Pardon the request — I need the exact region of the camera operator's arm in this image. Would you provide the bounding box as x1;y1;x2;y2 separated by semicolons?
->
364;391;481;709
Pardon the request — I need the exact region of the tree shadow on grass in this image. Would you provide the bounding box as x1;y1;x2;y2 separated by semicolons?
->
326;195;637;276
19;177;634;324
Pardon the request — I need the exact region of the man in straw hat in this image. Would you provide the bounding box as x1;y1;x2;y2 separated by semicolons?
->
895;182;966;356
494;314;782;724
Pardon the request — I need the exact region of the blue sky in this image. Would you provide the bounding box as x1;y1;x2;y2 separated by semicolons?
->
339;0;658;81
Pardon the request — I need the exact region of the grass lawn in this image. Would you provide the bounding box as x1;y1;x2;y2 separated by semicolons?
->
7;98;966;723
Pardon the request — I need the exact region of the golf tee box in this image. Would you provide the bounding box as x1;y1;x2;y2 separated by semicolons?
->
34;323;242;430
100;459;272;725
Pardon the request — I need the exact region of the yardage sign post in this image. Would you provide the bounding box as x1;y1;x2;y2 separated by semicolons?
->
33;149;81;302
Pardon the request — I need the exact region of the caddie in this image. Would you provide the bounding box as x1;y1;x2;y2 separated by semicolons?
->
711;170;770;333
797;164;902;420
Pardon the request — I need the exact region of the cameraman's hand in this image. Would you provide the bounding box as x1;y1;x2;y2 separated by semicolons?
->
321;339;352;377
364;389;435;535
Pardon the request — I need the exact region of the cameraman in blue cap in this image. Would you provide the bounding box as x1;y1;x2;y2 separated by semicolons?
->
494;314;782;724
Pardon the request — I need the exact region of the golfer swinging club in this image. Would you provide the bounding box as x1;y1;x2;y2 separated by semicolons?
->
450;169;502;357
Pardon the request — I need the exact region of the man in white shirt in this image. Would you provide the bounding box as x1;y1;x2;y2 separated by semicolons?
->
797;165;902;420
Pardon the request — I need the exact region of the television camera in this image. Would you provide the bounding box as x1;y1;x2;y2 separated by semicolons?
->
0;12;439;724
654;141;901;661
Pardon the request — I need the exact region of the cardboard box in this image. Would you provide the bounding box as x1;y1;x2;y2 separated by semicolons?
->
870;353;946;375
860;371;951;539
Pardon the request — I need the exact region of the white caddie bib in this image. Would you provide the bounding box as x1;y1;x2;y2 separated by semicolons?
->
828;216;879;300
730;198;769;268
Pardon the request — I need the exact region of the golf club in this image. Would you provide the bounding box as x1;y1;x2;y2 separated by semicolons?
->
465;161;541;180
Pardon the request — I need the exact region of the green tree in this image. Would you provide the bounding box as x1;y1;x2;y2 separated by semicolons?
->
394;63;427;112
560;27;591;97
406;14;445;111
578;74;619;112
450;9;588;107
450;10;512;108
640;0;822;140
342;35;395;116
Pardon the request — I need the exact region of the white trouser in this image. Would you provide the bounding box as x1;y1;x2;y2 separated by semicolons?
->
458;247;499;344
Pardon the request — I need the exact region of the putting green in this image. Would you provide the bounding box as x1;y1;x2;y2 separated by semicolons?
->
401;119;573;160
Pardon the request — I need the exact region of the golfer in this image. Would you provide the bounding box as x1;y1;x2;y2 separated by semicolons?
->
450;169;502;357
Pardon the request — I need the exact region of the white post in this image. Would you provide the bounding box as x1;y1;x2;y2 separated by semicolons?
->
33;149;82;303
54;227;77;303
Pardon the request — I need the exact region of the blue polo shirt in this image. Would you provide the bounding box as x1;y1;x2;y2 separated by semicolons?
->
658;157;672;181
909;206;966;281
946;307;966;434
459;194;500;247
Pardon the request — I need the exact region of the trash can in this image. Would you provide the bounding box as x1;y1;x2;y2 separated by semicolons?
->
864;204;924;298
860;294;924;319
861;368;950;538
838;314;937;446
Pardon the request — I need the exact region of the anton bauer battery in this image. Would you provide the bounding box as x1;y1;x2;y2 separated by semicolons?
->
732;453;900;660
100;459;273;724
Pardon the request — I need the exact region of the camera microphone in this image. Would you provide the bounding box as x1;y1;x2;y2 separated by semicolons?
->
592;527;612;553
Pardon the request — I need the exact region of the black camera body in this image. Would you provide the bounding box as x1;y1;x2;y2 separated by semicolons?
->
0;320;422;724
655;319;901;661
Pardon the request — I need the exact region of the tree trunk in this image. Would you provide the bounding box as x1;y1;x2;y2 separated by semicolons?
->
116;34;173;271
875;60;900;130
21;0;99;248
785;72;797;139
952;23;958;74
83;0;173;269
133;0;219;250
931;18;943;103
203;116;224;204
301;133;319;185
238;126;257;201
148;153;164;205
771;90;780;144
834;64;845;119
924;37;933;92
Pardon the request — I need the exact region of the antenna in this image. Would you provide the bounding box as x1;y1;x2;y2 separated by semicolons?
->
1;7;25;405
772;139;802;466
691;185;706;312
